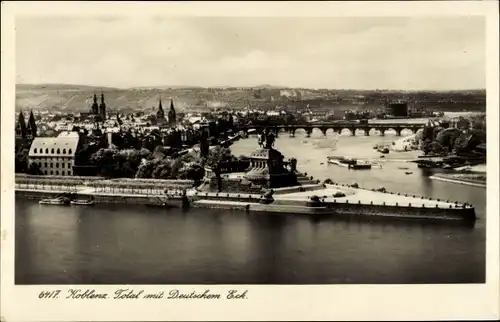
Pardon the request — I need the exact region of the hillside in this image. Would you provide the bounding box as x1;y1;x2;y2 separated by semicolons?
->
15;84;486;114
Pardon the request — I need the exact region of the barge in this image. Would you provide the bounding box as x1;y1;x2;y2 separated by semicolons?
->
327;157;372;170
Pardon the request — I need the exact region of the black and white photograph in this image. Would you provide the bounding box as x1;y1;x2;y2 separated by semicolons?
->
2;1;499;321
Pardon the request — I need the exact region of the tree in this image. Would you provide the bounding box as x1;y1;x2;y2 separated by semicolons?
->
89;148;150;178
178;162;205;182
15;148;29;173
27;162;44;175
90;148;119;177
436;128;461;153
199;133;210;159
206;146;235;167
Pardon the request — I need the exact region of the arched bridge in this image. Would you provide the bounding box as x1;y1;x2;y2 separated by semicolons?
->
236;121;426;137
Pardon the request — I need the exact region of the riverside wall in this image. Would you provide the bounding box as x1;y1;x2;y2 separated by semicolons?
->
15;189;185;206
190;199;475;221
429;174;486;188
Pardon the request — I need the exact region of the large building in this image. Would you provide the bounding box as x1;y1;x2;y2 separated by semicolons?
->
28;132;80;176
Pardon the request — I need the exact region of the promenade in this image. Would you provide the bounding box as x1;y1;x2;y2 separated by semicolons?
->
274;183;470;209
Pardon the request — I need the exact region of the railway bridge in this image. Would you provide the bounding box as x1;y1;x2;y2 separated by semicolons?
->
236;121;427;137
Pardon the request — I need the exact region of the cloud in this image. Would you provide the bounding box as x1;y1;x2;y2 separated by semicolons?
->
15;16;485;89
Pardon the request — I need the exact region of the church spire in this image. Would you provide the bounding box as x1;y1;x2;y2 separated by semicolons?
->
99;91;106;120
156;97;165;119
16;110;27;138
27;109;37;138
168;99;176;126
91;94;99;114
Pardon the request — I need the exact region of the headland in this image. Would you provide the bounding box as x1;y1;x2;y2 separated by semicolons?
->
15;129;476;222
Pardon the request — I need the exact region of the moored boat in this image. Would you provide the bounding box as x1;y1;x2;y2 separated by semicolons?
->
70;199;95;206
39;197;70;205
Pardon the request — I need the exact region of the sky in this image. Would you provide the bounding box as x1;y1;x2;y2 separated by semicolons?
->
15;16;485;90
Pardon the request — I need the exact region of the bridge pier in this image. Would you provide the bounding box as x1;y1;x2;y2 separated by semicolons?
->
289;129;295;137
350;128;356;136
306;128;312;138
363;128;369;136
395;128;402;136
320;128;327;136
380;129;385;136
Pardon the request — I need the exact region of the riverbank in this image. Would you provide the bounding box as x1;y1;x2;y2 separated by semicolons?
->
16;177;476;222
430;173;486;188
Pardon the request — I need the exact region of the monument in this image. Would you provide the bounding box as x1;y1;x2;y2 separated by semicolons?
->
200;128;299;192
244;128;298;189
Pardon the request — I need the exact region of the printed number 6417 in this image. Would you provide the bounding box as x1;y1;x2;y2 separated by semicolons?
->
38;290;61;299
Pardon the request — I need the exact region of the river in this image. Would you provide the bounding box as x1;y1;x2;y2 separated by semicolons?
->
15;130;486;284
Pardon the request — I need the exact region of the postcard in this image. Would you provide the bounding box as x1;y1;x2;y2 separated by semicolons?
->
1;1;499;321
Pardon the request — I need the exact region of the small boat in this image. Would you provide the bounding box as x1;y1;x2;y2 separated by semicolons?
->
348;163;372;170
405;171;413;175
70;199;95;206
39;197;70;205
377;147;390;154
328;157;372;170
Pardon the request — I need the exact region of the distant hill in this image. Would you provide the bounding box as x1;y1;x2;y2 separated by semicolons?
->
16;84;210;113
15;83;486;113
17;83;120;91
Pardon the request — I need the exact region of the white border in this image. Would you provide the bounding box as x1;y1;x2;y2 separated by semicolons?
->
1;1;499;321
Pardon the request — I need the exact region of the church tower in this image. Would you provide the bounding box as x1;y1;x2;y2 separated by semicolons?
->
91;94;99;115
99;93;107;120
26;110;37;139
16;111;27;139
168;99;176;126
157;98;165;119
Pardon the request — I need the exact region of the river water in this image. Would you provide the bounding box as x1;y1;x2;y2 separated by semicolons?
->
15;129;486;284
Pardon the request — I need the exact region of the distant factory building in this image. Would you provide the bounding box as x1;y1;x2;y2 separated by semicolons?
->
385;100;408;117
28;131;80;176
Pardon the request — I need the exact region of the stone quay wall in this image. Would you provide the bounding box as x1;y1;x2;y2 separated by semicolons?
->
323;202;476;221
15;189;184;206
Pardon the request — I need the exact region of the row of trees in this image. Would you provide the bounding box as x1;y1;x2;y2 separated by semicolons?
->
87;143;236;184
